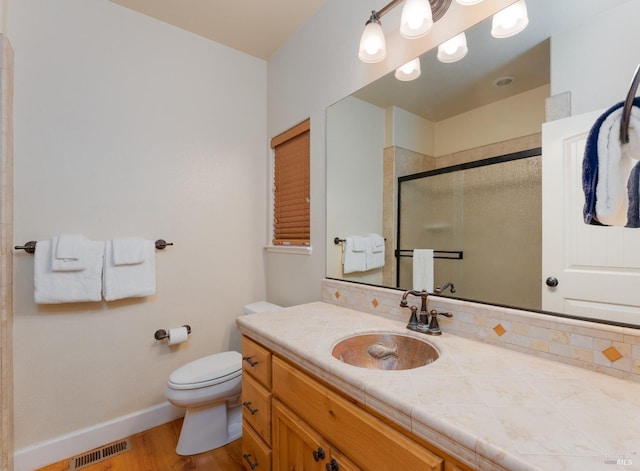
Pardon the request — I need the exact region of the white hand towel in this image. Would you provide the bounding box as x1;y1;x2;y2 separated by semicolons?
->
112;237;146;265
35;239;104;303
365;233;385;270
595;105;640;225
103;239;156;301
51;234;89;271
342;236;367;274
412;249;434;293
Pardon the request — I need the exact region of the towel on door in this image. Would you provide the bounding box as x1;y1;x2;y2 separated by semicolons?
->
34;239;104;303
583;97;640;225
365;233;385;270
342;236;367;274
103;239;156;301
412;249;434;293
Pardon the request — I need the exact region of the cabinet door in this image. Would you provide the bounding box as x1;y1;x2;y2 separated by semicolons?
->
272;400;332;471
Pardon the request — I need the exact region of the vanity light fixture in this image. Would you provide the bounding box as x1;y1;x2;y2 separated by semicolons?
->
437;32;468;63
491;0;529;38
358;0;453;64
395;57;422;81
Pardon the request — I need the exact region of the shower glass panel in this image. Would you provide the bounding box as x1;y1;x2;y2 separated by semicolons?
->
398;153;542;310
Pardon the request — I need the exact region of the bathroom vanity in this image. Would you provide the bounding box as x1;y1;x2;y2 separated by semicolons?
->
237;302;640;470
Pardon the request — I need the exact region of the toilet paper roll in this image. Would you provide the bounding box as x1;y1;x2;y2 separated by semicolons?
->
167;326;189;345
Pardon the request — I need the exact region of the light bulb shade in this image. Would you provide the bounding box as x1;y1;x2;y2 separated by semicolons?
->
437;33;468;63
400;0;433;39
359;20;387;63
455;0;484;5
395;58;421;81
491;0;529;38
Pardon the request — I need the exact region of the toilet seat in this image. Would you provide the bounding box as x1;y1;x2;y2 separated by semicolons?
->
168;351;241;390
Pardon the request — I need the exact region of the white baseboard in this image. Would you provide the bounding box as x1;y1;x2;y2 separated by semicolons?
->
14;401;184;471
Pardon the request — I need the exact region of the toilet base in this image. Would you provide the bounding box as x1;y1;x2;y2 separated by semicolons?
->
175;401;242;456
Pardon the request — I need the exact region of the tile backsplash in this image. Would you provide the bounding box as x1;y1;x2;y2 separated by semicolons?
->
322;279;640;383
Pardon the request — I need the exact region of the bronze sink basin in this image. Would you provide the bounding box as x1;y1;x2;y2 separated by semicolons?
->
331;333;439;370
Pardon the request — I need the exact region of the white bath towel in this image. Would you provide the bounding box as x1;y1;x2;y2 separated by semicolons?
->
342;236;367;274
112;237;146;265
103;239;156;301
365;233;385;270
51;234;89;271
34;239;104;303
595;105;640;226
412;249;434;293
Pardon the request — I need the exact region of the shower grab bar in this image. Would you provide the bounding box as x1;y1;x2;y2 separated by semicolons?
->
14;239;173;254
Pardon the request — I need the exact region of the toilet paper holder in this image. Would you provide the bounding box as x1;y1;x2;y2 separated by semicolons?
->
154;325;191;341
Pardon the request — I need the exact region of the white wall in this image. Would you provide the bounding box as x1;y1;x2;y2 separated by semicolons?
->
10;0;266;454
265;0;517;306
387;107;435;156
326;96;384;284
551;0;640;116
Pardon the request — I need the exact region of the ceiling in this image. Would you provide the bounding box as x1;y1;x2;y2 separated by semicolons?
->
110;0;328;60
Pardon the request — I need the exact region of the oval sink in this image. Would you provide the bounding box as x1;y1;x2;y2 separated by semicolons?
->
331;333;439;370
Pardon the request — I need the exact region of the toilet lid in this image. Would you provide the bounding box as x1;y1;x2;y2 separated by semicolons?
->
168;351;241;389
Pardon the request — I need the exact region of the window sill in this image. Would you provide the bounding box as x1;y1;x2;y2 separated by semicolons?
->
265;245;313;255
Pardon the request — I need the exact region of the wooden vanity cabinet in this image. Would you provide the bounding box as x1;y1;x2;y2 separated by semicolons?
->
241;335;473;471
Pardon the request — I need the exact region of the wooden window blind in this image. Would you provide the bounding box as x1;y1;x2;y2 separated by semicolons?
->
271;119;310;246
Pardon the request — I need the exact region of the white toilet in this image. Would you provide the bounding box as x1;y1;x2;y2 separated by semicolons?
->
165;301;282;455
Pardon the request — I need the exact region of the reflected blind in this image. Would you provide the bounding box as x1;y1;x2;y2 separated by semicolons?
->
271;119;310;246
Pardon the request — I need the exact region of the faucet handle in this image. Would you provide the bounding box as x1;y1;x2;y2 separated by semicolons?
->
430;309;453;318
426;310;453;336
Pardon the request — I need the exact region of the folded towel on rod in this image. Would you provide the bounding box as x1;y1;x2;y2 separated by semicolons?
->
35;239;104;303
627;161;640;228
103;239;156;301
112;237;146;265
583;97;640;226
342;236;367;274
412;249;434;293
51;234;89;271
365;233;385;270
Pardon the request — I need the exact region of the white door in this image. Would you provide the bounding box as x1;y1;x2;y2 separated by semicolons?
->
542;110;640;324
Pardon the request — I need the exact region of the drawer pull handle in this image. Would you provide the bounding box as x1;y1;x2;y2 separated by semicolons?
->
242;356;258;367
243;453;258;470
313;447;325;462
326;458;339;471
242;401;259;415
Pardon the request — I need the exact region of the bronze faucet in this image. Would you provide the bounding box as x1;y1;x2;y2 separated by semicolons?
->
399;289;453;335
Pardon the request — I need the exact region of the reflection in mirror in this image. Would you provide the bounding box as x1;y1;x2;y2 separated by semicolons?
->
326;0;639;326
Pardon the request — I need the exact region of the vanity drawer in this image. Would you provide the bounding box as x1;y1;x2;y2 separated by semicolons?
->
272;356;443;471
242;336;272;388
242;419;272;471
242;374;272;445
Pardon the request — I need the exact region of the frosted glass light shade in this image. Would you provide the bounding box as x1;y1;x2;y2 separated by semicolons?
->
359;20;387;63
491;0;529;38
400;0;433;39
455;0;484;5
395;58;421;81
437;33;468;63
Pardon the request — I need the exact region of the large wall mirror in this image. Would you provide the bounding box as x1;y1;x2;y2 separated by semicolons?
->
326;0;640;327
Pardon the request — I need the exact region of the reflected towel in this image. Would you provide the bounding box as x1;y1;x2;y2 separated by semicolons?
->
35;239;104;303
412;249;434;293
102;239;156;301
342;236;367;274
627;161;640;228
51;234;89;271
583;97;640;225
365;233;385;270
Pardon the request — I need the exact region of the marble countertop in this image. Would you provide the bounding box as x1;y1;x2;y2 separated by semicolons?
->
236;302;640;471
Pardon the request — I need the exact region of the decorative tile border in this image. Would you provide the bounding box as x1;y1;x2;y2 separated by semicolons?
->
322;279;640;384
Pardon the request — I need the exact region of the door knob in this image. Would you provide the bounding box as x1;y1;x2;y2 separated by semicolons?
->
545;277;559;287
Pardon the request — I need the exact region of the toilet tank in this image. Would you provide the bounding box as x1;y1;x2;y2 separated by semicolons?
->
243;301;282;315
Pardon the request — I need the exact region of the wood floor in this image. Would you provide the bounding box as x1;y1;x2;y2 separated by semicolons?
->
36;418;245;471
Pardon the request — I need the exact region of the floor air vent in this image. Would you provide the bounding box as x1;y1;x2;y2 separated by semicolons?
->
68;438;132;470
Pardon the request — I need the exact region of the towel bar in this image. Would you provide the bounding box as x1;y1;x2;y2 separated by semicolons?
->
334;236;386;244
15;239;174;253
620;64;640;144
